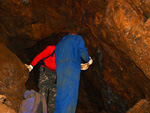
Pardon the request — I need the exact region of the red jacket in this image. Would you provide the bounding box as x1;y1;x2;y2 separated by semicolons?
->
30;45;56;72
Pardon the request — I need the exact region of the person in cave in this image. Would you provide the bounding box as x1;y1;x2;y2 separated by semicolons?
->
25;45;56;113
54;33;93;113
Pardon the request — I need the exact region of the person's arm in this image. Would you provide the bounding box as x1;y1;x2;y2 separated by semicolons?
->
25;46;54;72
76;35;93;70
77;35;91;62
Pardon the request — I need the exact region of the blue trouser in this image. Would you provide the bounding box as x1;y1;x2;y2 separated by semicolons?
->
54;61;80;113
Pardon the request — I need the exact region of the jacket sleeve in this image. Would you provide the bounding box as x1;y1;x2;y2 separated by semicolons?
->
30;46;53;67
77;35;90;62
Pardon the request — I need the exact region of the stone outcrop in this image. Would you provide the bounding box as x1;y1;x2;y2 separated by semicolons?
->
0;43;28;112
0;103;16;113
127;99;150;113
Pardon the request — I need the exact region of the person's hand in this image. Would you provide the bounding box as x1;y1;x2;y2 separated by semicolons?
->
25;64;33;72
81;63;89;70
88;57;93;65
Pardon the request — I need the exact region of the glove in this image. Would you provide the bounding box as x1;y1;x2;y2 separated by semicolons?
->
81;63;89;70
81;57;93;70
25;64;33;72
88;57;93;65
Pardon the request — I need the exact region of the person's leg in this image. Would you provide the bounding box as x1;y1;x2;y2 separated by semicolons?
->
38;67;49;101
59;62;80;113
46;71;57;113
54;64;64;113
48;84;56;113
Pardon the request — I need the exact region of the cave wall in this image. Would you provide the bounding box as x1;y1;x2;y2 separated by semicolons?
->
0;43;28;112
0;0;150;112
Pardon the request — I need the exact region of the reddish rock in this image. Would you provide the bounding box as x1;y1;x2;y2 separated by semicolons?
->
127;99;150;113
0;103;16;113
0;43;28;112
1;0;150;112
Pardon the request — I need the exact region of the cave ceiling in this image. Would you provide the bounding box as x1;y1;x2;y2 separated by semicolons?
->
0;0;150;77
1;0;150;112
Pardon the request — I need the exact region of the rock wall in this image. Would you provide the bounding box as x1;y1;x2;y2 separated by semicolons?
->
0;43;28;112
0;0;150;112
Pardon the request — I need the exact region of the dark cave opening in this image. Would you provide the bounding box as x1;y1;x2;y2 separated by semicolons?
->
22;32;106;112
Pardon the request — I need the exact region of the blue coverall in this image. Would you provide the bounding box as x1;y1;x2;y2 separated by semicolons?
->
54;34;90;113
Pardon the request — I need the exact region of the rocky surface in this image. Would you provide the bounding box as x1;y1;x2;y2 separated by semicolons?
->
0;0;150;112
0;43;28;112
127;99;150;113
0;103;16;113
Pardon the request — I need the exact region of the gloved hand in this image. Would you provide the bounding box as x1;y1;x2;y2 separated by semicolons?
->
25;64;33;72
81;63;89;70
88;57;93;65
81;57;93;70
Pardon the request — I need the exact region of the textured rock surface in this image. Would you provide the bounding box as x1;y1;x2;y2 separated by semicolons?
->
0;0;150;112
127;99;150;113
0;103;16;113
0;43;28;112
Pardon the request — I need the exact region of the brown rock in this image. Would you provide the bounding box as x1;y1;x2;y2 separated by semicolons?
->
0;43;29;112
127;99;150;113
0;103;16;113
